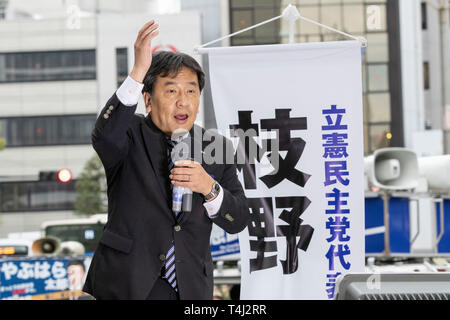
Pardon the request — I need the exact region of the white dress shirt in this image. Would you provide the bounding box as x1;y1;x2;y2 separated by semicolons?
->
115;76;223;218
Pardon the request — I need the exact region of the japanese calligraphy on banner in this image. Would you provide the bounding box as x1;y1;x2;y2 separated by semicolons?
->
205;41;365;299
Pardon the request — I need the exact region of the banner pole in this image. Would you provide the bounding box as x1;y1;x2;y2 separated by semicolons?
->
282;4;300;44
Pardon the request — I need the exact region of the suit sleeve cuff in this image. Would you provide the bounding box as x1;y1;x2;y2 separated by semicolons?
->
116;76;144;106
203;183;224;218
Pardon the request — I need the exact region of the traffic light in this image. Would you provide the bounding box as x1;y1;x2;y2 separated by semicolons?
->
57;168;72;183
39;169;72;183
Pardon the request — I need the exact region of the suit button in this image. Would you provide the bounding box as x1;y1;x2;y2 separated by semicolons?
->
103;113;109;119
174;225;181;232
159;254;166;261
108;105;114;111
106;109;112;114
225;213;234;222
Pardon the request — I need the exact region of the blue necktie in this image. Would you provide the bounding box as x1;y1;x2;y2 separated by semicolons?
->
164;139;180;292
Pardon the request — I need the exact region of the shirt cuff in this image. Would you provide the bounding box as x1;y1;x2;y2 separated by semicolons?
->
203;183;224;218
116;76;144;106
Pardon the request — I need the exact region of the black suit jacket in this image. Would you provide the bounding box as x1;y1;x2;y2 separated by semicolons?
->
82;93;249;300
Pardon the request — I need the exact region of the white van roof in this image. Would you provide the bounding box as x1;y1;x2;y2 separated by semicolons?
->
40;214;107;229
0;238;33;246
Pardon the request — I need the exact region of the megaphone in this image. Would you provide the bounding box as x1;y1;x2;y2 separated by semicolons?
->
32;237;85;256
364;147;419;191
418;155;450;193
32;237;61;256
59;241;85;256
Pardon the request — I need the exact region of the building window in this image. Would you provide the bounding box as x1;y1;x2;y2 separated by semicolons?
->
0;180;77;212
367;64;389;92
423;61;430;90
0;114;96;147
421;2;427;30
369;123;391;151
116;47;128;88
230;0;281;46
0;50;96;83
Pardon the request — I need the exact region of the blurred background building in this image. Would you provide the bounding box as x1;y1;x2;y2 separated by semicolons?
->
0;0;448;238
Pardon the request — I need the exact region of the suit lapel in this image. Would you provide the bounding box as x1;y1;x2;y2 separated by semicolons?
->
141;115;171;211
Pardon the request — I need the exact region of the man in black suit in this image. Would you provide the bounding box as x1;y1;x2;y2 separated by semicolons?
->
82;20;249;300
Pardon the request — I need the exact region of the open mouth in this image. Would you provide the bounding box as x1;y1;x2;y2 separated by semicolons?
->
174;114;189;122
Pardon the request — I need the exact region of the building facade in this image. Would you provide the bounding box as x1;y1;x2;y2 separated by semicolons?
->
0;0;202;238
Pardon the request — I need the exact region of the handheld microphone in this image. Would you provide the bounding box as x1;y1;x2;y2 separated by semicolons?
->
172;184;184;213
171;133;192;213
172;185;193;213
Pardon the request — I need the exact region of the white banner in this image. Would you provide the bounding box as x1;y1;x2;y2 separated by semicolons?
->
206;41;365;299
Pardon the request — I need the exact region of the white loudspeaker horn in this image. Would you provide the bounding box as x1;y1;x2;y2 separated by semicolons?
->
58;241;85;256
32;237;61;256
364;148;419;190
418;155;450;192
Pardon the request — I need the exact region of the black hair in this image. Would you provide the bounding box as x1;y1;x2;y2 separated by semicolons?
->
67;259;85;272
142;51;205;94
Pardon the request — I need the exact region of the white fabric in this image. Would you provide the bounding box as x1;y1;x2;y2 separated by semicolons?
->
207;41;365;299
203;183;223;218
116;76;144;106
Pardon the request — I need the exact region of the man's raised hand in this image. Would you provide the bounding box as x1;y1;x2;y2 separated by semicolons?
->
130;20;159;83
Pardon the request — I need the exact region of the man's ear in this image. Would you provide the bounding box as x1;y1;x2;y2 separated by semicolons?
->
143;92;152;114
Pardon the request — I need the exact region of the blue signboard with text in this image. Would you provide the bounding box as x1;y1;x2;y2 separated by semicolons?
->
210;224;240;260
0;256;91;300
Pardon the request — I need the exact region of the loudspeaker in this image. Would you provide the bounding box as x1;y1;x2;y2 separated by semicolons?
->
59;241;85;256
32;237;61;255
32;237;85;256
364;148;419;191
418;155;450;192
